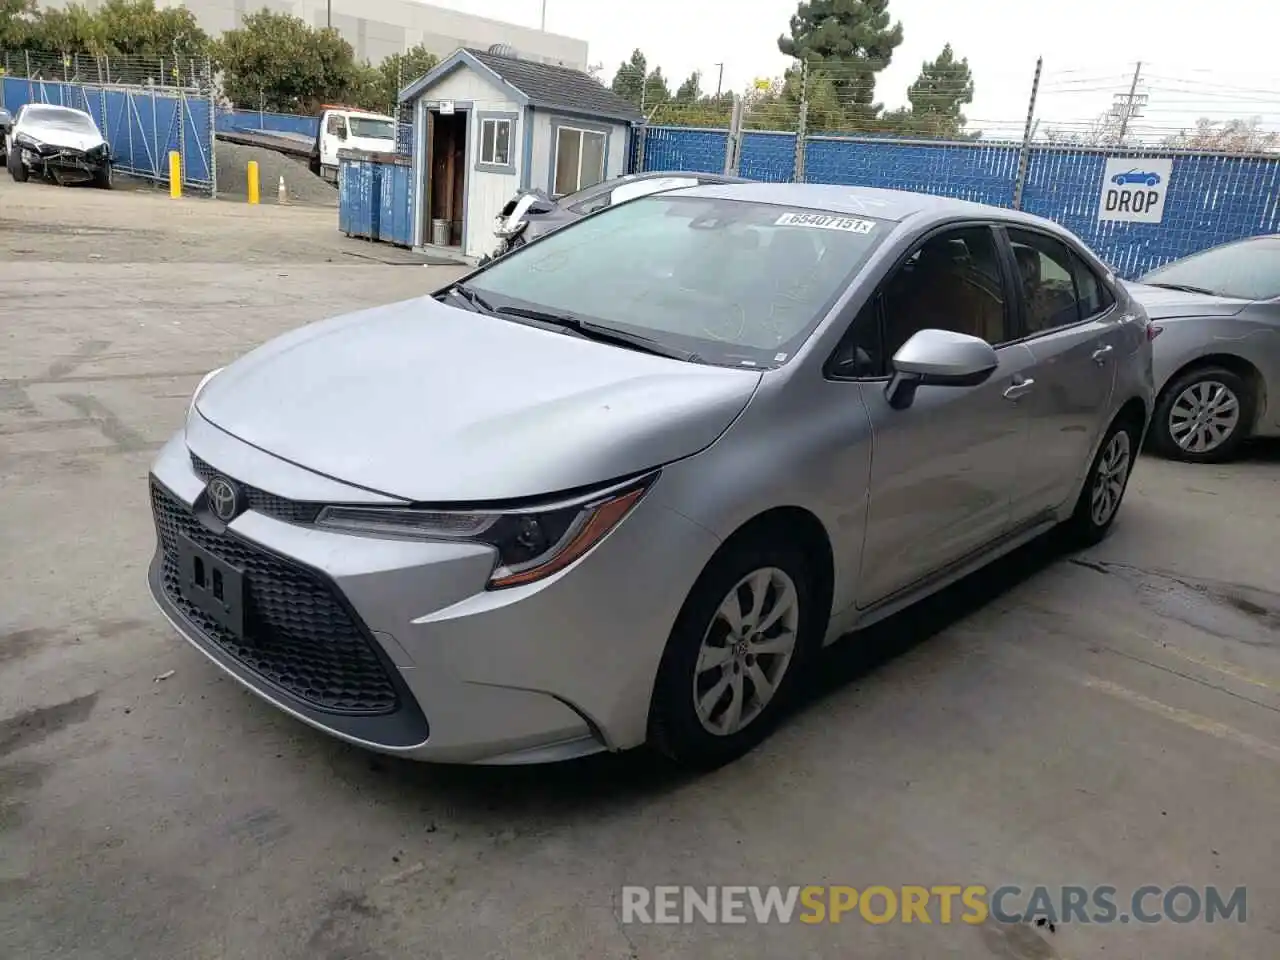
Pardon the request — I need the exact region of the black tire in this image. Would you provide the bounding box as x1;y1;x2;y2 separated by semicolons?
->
1151;366;1254;463
92;162;112;189
8;146;28;182
1063;416;1139;547
648;534;824;769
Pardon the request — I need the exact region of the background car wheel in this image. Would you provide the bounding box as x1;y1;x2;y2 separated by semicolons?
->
1064;416;1138;547
93;162;112;190
648;535;823;769
1151;366;1254;463
7;148;28;182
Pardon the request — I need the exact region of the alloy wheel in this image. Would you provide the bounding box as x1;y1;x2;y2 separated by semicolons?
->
1168;380;1240;454
1090;430;1132;527
693;567;799;737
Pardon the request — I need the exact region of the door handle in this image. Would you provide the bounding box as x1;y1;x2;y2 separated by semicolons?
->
1003;376;1035;401
1092;345;1114;365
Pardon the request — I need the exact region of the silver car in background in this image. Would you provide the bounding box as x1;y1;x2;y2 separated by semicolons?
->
5;103;112;187
1127;235;1280;462
148;184;1153;770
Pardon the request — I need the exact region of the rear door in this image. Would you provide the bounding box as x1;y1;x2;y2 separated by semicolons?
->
1001;226;1124;518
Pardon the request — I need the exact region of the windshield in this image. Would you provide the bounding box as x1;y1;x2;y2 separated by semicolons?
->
26;108;97;134
466;195;887;367
1140;237;1280;300
349;117;394;140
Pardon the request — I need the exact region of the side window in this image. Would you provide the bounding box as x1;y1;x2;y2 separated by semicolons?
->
326;114;347;137
1069;251;1114;318
1007;229;1084;334
881;227;1009;360
829;226;1008;379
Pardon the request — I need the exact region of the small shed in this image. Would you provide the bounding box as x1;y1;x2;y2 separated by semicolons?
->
398;45;644;260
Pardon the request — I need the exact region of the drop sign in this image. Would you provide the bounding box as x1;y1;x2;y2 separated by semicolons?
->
1098;157;1173;223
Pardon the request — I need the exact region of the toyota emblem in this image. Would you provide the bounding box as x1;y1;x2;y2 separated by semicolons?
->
206;476;241;522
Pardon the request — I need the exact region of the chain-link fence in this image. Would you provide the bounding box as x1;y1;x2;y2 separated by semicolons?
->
1;51;217;193
1;50;212;91
633;57;1280;277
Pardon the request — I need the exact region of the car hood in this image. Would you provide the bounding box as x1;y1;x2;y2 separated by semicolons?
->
21;122;106;152
194;297;761;502
1124;282;1251;319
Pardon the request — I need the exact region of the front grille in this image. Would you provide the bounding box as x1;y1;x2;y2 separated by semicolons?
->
151;481;399;715
190;454;323;524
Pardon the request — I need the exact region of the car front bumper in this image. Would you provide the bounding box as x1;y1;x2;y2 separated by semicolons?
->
146;417;722;764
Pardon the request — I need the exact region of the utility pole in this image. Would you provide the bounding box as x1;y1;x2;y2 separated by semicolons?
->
326;0;331;28
1011;56;1042;211
540;0;547;30
714;62;724;99
1115;61;1144;142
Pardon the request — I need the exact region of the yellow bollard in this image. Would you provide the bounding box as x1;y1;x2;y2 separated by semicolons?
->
247;161;260;204
168;151;182;198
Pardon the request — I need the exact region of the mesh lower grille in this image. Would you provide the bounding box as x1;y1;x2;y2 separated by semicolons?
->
151;480;399;715
189;454;323;524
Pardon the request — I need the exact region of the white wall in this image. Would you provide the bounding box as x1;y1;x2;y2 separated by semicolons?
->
52;0;588;70
413;66;520;258
530;111;631;197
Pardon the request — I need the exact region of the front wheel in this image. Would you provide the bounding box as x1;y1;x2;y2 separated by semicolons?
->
1151;366;1254;463
93;162;112;189
1064;417;1138;546
7;147;28;182
648;536;822;769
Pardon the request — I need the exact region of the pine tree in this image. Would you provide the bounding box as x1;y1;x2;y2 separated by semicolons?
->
905;44;974;135
778;0;904;122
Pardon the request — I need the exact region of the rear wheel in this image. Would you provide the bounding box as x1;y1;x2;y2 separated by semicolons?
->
1063;416;1138;546
1152;366;1254;463
648;536;822;769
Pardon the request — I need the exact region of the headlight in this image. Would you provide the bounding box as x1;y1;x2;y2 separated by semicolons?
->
14;133;42;149
189;367;224;414
315;472;657;589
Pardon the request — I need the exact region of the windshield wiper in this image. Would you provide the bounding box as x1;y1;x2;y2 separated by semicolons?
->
446;284;498;314
1145;282;1219;296
493;305;700;362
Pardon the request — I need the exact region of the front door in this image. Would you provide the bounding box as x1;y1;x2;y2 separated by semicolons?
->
844;224;1036;608
1003;227;1122;517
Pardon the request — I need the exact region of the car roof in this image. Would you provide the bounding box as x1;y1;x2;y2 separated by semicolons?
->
24;104;91;118
667;181;1064;229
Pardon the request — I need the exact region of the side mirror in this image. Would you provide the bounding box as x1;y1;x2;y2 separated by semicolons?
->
885;328;998;409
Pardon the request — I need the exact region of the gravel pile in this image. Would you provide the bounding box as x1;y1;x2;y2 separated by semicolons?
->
215;140;338;206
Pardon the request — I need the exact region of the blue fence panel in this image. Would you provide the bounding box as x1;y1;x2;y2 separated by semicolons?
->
1023;148;1280;279
739;131;796;182
641;126;728;174
215;108;319;139
804;137;1022;208
2;76;213;191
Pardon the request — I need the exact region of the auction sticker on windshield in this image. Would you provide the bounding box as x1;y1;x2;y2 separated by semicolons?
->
775;212;877;233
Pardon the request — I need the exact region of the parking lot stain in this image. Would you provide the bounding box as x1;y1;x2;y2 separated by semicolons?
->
55;394;150;453
46;340;111;380
0;628;56;665
0;693;98;760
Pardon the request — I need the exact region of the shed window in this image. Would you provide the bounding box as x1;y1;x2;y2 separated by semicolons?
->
554;126;606;196
480;117;512;166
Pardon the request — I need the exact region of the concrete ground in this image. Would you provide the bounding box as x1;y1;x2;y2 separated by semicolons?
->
2;179;1278;959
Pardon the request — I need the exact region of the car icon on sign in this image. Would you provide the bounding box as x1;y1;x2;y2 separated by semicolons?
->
1112;169;1161;186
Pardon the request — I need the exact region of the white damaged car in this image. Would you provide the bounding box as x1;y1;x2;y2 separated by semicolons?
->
6;103;112;188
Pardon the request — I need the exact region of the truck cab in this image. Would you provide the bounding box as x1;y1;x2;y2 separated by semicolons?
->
309;106;397;183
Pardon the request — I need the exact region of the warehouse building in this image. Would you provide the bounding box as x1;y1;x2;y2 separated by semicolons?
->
37;0;589;69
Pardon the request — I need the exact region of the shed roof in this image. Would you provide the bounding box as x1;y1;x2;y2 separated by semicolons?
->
399;48;644;124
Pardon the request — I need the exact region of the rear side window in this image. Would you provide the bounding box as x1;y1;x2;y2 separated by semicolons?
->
1069;252;1114;318
1007;229;1084;334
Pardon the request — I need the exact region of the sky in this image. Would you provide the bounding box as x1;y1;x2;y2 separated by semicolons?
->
429;0;1280;139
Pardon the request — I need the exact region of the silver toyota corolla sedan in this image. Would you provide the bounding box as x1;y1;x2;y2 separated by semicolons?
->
148;183;1154;769
1126;235;1280;462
